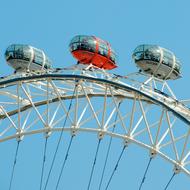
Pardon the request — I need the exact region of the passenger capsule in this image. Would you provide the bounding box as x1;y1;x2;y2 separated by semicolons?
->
132;44;181;80
69;35;117;70
5;44;52;72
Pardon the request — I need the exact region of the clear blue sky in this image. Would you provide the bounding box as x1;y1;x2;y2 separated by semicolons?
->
0;0;190;189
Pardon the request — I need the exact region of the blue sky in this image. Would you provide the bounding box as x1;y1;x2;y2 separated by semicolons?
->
0;0;190;189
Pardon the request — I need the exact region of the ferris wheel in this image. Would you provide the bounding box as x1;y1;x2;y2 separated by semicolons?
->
1;36;190;190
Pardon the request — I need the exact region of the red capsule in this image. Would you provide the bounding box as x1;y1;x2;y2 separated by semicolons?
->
69;35;117;70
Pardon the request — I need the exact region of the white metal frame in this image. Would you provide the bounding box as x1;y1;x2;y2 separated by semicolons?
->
0;66;190;178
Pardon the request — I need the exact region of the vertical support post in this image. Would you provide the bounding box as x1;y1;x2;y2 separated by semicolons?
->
101;86;108;129
128;93;136;135
46;79;51;137
17;81;22;141
17;82;21;130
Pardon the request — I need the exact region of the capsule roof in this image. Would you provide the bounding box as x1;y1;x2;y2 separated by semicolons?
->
132;44;181;80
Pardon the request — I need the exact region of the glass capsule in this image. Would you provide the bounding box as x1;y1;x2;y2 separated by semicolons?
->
5;44;52;72
132;44;181;80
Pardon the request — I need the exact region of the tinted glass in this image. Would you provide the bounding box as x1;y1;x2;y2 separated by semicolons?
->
99;43;108;56
70;36;80;44
110;50;117;63
144;45;155;51
33;49;43;64
163;50;173;66
133;52;144;60
7;45;15;51
23;47;31;61
86;38;96;52
79;35;89;43
134;45;144;52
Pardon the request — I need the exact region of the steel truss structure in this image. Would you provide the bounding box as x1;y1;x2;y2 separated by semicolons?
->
0;65;190;178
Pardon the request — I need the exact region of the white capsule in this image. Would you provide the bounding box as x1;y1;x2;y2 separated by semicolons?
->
132;45;181;80
5;44;52;72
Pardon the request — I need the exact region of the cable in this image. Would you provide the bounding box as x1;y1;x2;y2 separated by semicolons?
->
9;141;20;190
104;145;126;190
40;137;48;190
163;173;175;190
138;157;153;190
43;85;76;190
98;102;122;190
87;139;102;190
55;135;75;190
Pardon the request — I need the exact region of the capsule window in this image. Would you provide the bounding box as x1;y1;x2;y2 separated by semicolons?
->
45;58;51;68
33;49;43;65
71;36;80;44
151;49;160;62
85;39;96;52
110;50;117;63
175;59;181;72
162;50;173;66
143;45;154;51
79;36;89;43
34;55;42;65
133;52;144;60
13;45;23;59
110;54;115;62
7;45;15;52
14;45;23;51
80;43;88;51
70;43;80;51
144;49;152;60
144;47;160;62
23;50;30;61
73;43;79;51
174;63;181;73
99;43;108;57
134;45;144;52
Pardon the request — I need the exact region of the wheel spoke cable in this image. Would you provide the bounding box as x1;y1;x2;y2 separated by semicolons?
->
163;173;175;190
98;102;122;190
138;157;153;190
87;138;102;190
43;85;76;190
104;145;126;190
55;135;75;190
40;137;48;190
9;141;21;190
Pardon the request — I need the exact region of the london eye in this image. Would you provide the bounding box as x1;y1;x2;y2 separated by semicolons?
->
1;35;190;190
